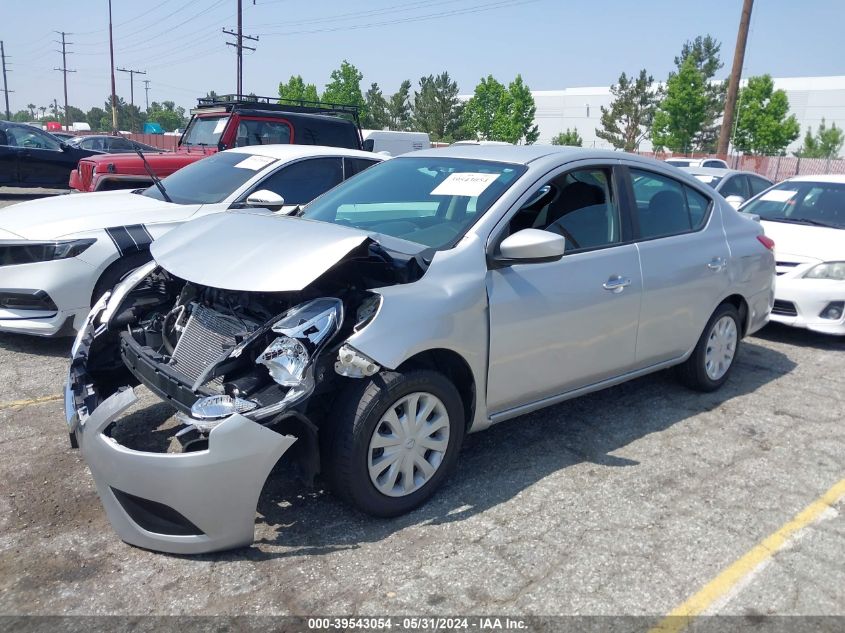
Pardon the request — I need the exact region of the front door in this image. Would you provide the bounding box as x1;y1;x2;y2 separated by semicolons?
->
486;165;642;415
11;126;72;187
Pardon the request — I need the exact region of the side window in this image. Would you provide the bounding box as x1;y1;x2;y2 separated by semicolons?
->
748;176;772;197
108;137;133;151
251;157;343;205
508;167;620;252
234;119;292;147
6;127;61;151
719;175;749;199
631;169;710;239
344;157;379;179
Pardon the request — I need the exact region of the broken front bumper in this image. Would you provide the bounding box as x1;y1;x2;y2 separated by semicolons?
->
65;384;296;554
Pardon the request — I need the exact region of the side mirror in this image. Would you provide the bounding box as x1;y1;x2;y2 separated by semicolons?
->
245;190;285;212
491;229;566;268
725;195;746;210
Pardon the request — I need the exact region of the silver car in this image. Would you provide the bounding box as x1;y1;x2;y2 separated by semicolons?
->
66;146;775;554
680;166;774;209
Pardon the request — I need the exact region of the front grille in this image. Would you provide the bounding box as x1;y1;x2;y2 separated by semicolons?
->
78;161;96;191
772;300;798;317
171;304;256;382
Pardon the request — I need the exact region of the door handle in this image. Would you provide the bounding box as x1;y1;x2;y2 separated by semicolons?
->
707;257;727;271
602;275;631;293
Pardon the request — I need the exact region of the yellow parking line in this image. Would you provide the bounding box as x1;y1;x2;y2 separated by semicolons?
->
650;477;845;633
0;394;62;411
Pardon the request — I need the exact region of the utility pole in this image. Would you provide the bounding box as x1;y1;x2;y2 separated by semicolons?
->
116;67;146;108
718;0;754;156
0;41;12;120
143;79;151;111
53;31;76;130
223;0;258;95
108;0;118;132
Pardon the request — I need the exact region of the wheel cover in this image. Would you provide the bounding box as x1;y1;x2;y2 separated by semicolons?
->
704;315;738;380
367;391;450;498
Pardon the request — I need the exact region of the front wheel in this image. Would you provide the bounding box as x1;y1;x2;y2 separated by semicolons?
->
677;302;741;392
323;369;465;517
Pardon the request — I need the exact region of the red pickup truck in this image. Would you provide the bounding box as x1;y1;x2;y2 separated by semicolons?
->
70;95;363;192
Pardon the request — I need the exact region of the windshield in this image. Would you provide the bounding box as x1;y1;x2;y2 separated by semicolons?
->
301;157;526;249
693;174;723;188
143;151;276;205
181;115;229;147
742;181;845;229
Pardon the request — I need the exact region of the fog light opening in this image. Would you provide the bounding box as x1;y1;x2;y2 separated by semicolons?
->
819;301;844;321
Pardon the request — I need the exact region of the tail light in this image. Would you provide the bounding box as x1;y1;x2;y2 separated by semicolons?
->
757;235;775;251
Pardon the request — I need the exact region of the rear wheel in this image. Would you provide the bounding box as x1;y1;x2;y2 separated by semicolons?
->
677;302;741;392
323;369;465;517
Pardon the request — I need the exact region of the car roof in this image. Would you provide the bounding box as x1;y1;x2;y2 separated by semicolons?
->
784;174;845;184
408;144;635;165
222;144;381;161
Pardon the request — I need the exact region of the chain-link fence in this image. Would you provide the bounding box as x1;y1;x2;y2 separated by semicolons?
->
641;151;845;182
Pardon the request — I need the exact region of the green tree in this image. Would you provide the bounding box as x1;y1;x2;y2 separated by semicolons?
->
674;35;726;152
462;75;508;141
733;75;800;155
551;128;583;146
652;56;709;152
26;103;36;118
65;105;86;126
278;75;320;104
463;74;538;144
11;110;30;122
596;69;658;151
387;79;413;130
146;101;186;132
795;118;844;159
86;107;106;132
413;72;462;142
99;96;146;132
363;82;389;129
323;60;366;122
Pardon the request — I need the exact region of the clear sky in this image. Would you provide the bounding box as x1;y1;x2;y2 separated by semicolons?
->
2;0;844;114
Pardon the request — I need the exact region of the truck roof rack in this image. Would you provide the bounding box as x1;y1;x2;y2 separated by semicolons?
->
194;94;361;126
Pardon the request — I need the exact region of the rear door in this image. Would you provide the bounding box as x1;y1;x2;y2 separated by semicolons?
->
627;167;731;366
0;125;18;185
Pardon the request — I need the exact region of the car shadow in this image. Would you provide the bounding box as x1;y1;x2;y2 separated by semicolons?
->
0;332;72;358
187;339;796;562
752;322;845;351
0;187;69;202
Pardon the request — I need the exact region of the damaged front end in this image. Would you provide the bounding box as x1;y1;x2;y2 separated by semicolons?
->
66;224;422;554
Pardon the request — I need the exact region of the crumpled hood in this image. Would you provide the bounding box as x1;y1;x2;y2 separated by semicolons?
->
760;220;845;263
0;190;194;240
150;212;372;292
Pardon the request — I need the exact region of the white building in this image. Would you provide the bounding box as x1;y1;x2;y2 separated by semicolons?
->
472;76;845;153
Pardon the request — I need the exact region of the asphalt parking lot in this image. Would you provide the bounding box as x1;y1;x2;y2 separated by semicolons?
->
0;191;843;623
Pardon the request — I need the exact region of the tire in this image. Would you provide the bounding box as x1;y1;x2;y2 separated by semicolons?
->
677;302;742;392
91;251;152;307
323;369;465;517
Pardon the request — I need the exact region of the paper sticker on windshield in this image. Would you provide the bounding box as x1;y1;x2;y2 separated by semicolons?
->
431;172;500;197
761;189;797;202
213;118;229;135
234;155;276;171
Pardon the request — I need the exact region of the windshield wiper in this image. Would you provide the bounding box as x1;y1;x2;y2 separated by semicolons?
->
130;139;171;203
763;217;842;229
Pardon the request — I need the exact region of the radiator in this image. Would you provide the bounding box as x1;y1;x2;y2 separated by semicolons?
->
171;303;256;383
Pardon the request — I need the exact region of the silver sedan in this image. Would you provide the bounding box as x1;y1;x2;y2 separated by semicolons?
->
66;145;775;553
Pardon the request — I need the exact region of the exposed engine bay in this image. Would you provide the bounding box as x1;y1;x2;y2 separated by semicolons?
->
71;239;427;467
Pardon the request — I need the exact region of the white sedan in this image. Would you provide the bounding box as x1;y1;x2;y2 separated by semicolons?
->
740;175;845;335
0;145;383;336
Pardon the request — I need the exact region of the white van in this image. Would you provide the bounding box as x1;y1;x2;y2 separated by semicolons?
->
362;130;430;156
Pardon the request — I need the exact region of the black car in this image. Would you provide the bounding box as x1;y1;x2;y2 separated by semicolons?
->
65;134;168;153
0;121;103;189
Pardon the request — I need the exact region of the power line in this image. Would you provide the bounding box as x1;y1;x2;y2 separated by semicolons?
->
223;0;258;95
53;32;76;129
116;67;147;109
1;41;12;119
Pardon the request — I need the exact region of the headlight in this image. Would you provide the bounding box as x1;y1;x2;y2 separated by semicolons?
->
804;262;845;281
0;239;96;266
257;298;343;387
